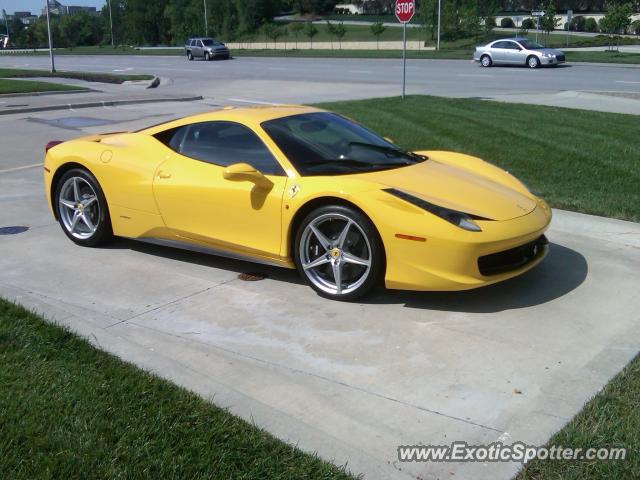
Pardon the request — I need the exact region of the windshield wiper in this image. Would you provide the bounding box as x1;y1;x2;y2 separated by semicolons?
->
347;142;426;162
306;158;410;169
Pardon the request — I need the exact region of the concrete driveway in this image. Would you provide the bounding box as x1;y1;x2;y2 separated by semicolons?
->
1;103;639;480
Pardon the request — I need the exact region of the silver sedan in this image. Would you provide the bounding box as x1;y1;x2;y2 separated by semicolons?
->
473;38;565;68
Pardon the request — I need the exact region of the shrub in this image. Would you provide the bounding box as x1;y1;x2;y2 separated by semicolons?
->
522;18;535;29
572;15;586;31
632;20;640;35
501;17;515;28
485;16;497;29
585;17;598;32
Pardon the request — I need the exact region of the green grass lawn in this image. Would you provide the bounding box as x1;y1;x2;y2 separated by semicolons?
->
0;78;85;94
517;353;640;479
0;68;153;84
0;299;356;479
316;95;640;222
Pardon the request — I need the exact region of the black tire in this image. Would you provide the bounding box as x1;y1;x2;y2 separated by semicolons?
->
294;205;384;301
204;52;210;61
54;168;113;247
187;51;193;61
480;54;492;67
527;55;540;68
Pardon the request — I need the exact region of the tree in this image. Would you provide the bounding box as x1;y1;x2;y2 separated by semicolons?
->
289;21;304;49
304;21;318;49
632;19;640;36
333;21;346;49
522;18;535;29
325;20;336;49
459;0;481;40
370;21;386;49
538;2;560;40
601;3;632;51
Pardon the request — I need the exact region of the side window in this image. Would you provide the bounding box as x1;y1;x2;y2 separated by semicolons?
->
155;122;285;176
492;41;507;49
506;41;520;50
198;40;204;47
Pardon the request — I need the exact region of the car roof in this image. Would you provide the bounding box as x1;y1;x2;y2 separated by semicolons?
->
140;105;325;134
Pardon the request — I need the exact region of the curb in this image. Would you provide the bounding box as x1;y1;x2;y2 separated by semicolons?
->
0;95;204;115
0;89;95;98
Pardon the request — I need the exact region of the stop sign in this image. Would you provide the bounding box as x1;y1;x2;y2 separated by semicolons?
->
395;0;415;23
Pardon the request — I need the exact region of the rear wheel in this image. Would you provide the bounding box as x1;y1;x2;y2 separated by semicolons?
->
294;205;384;301
527;55;540;68
55;168;113;247
480;54;492;67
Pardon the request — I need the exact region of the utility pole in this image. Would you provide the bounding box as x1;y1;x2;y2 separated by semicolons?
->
108;0;114;47
436;0;441;50
203;0;208;36
45;0;56;72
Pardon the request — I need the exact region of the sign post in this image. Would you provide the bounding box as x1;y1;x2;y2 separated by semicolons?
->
566;9;572;47
395;0;415;100
532;10;544;43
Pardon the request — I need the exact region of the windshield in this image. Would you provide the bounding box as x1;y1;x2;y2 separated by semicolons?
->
202;39;222;46
261;112;426;176
518;40;545;49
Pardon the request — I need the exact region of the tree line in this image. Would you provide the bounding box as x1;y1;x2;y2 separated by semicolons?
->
3;0;638;49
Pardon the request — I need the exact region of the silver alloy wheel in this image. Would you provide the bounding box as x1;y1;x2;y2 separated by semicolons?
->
481;55;491;67
58;176;100;240
299;213;372;295
528;56;539;68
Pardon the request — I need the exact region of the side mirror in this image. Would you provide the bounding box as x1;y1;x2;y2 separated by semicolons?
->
223;163;272;188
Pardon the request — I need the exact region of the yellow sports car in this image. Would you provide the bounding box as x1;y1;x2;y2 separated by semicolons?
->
44;105;551;300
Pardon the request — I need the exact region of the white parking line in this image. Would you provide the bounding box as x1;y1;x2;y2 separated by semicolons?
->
0;163;42;174
458;73;492;77
226;98;276;105
348;70;373;74
615;80;640;84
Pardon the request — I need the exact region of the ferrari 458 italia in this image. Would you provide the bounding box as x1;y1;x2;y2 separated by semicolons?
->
44;105;551;300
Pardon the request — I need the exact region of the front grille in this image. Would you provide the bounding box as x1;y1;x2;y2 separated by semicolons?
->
478;235;548;276
557;54;565;62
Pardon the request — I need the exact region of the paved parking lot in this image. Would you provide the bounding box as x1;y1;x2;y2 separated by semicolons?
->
1;102;639;479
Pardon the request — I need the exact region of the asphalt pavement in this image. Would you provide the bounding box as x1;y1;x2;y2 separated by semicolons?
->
1;55;639;114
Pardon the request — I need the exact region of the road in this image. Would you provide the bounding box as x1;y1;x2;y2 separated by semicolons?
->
1;55;639;113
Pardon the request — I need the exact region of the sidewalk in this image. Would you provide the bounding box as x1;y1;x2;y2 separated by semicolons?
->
0;77;200;115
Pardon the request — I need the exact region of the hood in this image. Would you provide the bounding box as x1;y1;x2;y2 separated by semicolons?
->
537;48;564;55
354;160;536;221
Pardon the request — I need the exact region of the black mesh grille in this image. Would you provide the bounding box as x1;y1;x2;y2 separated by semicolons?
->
557;54;565;62
478;235;548;276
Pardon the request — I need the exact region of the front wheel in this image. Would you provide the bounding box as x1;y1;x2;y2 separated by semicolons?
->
204;52;211;61
527;55;540;68
294;205;384;301
55;168;113;247
187;51;193;61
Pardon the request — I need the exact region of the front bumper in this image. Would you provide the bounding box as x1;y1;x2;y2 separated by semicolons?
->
382;199;552;291
540;54;565;65
209;49;230;59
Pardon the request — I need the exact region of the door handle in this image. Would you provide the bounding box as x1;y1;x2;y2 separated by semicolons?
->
157;170;171;179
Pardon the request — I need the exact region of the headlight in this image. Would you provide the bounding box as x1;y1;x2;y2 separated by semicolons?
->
384;188;483;232
542;53;555;58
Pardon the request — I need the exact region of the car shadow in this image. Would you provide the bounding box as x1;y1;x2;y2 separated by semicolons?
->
106;239;586;313
106;237;306;285
365;243;587;313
